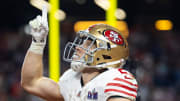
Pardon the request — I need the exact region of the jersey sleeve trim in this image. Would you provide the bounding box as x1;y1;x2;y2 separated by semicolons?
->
104;89;136;98
106;83;137;92
114;77;138;87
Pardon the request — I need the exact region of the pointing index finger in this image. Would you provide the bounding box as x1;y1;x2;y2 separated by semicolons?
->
42;5;48;25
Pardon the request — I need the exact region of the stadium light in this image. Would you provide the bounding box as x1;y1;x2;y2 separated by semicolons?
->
115;8;126;20
155;19;173;31
30;0;66;20
94;0;110;10
94;0;126;20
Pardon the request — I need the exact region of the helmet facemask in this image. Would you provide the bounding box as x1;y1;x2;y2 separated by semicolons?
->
63;31;102;65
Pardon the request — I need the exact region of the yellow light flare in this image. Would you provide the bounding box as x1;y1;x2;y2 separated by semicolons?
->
74;21;129;38
155;19;173;31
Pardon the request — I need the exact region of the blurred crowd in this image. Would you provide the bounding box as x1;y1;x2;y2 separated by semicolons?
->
0;20;179;101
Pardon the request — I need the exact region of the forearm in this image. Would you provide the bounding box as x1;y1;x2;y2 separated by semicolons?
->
21;50;44;87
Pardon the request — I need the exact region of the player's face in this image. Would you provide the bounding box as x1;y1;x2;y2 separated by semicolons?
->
72;39;96;61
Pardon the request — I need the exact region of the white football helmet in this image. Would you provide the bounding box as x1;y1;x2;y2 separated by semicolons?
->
63;24;129;71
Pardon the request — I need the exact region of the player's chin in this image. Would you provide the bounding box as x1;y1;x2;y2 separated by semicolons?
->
72;55;81;61
72;57;81;61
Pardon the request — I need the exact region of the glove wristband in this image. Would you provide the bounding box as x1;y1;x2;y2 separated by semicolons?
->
29;39;46;54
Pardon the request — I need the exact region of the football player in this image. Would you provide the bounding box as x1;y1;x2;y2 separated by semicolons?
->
21;6;138;101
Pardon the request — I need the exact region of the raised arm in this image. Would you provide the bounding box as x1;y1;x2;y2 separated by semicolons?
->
21;6;63;101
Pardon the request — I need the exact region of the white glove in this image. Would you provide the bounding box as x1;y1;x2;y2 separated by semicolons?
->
29;6;49;54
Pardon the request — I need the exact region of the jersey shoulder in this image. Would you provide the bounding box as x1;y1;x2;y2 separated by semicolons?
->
59;69;81;82
104;68;138;101
59;69;81;84
103;68;137;81
58;69;81;100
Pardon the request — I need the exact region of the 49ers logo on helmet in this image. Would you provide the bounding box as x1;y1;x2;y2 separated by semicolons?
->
103;30;124;45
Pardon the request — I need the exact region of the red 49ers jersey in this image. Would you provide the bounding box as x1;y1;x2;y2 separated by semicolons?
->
58;68;138;101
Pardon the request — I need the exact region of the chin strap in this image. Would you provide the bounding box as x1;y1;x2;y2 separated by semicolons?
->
71;59;126;72
86;59;126;69
70;61;87;72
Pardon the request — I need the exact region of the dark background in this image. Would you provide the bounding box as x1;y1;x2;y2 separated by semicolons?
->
0;0;179;30
0;0;180;101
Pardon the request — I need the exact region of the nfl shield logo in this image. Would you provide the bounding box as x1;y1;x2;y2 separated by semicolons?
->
87;88;98;100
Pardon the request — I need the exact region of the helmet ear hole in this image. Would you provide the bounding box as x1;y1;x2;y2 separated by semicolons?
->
102;55;112;59
107;42;111;50
97;58;100;61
